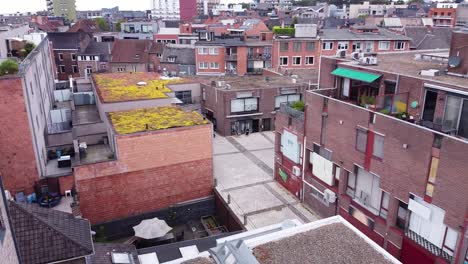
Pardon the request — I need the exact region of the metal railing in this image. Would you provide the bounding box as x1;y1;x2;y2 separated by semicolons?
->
225;54;238;61
246;68;263;75
406;230;453;263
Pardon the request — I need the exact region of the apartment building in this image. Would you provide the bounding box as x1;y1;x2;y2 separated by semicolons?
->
109;39;153;73
77;41;113;77
200;76;310;136
428;7;457;27
48;32;92;80
274;31;468;263
151;0;180;20
120;21;158;40
46;0;77;22
0;38;56;195
348;1;407;19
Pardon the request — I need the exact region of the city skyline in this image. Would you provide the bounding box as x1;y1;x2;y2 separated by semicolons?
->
1;0;251;13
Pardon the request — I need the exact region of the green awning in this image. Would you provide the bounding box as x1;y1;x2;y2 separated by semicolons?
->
331;67;381;83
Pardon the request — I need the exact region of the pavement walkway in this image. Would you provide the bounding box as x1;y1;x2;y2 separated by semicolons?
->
213;132;318;230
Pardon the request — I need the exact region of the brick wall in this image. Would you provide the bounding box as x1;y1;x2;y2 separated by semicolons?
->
237;47;248;76
195;46;226;75
0;77;39;194
75;124;213;223
53;50;81;81
0;179;20;264
272;39;319;70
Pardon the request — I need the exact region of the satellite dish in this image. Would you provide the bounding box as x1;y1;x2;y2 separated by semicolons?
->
448;56;461;68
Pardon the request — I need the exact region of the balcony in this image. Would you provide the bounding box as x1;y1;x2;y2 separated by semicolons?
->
225;54;238;61
246;68;263;75
279;103;304;121
406;230;453;263
247;53;271;61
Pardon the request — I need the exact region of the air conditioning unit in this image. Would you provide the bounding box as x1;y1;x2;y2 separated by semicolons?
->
324;189;337;203
336;50;346;58
359;56;378;65
292;166;301;177
216;81;226;87
351;51;360;60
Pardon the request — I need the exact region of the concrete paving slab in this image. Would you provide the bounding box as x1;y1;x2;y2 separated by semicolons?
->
292;203;320;222
214;153;272;190
224;184;284;215
232;133;274;151
263;131;276;143
213;135;239;155
265;182;297;204
250;149;275;170
245;206;304;230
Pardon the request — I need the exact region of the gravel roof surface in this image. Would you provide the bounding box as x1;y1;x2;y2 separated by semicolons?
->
253;223;393;264
181;257;215;264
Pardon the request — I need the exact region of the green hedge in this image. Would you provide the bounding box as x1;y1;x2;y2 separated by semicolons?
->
0;59;19;76
272;26;295;36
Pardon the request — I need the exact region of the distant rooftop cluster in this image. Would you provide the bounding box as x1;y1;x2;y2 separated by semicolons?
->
93;72;181;103
109;106;209;134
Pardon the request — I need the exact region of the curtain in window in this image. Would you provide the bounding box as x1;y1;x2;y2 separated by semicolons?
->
231;99;244;113
443;95;462;129
409;196;446;248
356;129;367;152
355;168;381;214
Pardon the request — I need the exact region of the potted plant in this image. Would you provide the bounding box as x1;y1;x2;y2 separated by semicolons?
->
360;96;376;109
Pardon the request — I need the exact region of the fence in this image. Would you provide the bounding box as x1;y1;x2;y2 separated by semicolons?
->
375;92;409;114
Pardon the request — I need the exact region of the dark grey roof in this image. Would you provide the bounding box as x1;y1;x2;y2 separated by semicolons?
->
9;202;93;264
88;243;139;264
161;44;195;65
404;26;452;49
195;38;246;46
80;41;114;61
47;32;90;50
322;17;364;29
321;28;411;41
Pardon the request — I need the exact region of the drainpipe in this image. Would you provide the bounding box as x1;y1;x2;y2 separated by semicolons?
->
301;104;308;202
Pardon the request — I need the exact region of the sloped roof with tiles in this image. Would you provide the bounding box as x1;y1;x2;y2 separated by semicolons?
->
9;202;93;264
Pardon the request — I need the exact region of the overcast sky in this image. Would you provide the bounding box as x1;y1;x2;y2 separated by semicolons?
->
1;0;251;14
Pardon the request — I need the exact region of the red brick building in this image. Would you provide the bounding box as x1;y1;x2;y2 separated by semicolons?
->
179;0;197;22
428;7;457;27
74;106;213;224
274;32;468;263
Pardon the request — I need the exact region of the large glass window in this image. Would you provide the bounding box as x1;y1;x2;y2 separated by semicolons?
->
306;41;315;51
443;95;462;129
354;168;381;215
175;90;192;104
322;42;334;50
337;42;349;50
356;128;367;153
379;41;390;50
275;94;301;108
231;98;258;113
293;42;302;51
373;134;385;159
280;42;289;52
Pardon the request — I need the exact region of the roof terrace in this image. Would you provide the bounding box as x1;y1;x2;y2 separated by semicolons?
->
93;72;183;103
109;106;209;135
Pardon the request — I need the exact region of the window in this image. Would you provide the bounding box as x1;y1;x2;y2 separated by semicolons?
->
58;53;63;60
305;56;314;65
71;53;77;60
356;128;367;153
72;65;78;73
280;57;288;66
275;94;301;108
231;98;258;113
59;65;65;73
354;167;382;215
198;47;208;54
292;56;301;65
167;56;176;62
210;62;219;69
199;62;208;69
394;41;405;50
337;41;349;50
378;41;390;51
209;47;219;55
281;130;301;163
379;191;390;219
322;42;334;50
306;41;315;51
443;95;462;129
175;90;192;104
280;42;289;52
373;133;385;159
117;67;125;72
396;200;408;230
293;42;302;51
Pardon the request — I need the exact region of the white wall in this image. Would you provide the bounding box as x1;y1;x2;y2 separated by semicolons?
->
0;25;30;59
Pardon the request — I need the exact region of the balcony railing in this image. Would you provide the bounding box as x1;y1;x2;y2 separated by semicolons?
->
406;230;453;263
225;54;238;61
246;68;263;75
279;103;304;121
247;53;272;60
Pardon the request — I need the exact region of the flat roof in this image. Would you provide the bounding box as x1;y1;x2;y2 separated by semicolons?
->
93;72;182;103
252;222;396;264
338;51;468;90
109;106;209;135
193;76;308;90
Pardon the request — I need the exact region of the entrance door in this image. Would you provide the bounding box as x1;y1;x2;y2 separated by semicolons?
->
262;118;271;131
422;90;438;121
231;120;253;135
252;119;259;133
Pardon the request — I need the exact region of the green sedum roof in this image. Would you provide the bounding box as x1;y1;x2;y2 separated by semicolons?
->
331;67;381;83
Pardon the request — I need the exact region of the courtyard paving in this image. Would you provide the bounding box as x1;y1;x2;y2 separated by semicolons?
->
213;132;318;230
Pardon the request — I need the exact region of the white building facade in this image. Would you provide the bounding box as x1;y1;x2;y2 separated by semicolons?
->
151;0;180;20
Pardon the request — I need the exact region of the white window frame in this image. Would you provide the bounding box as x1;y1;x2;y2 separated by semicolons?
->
210;62;219;69
117;67;125;72
394;41;405;50
72;65;78;74
209;47;219;55
280;56;288;66
378;41;390;51
59;65;65;73
58;53;63;61
305;56;314;65
322;42;334;50
198;62;208;69
292;56;301;66
337;41;349;50
71;53;76;60
198;47;208;55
